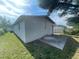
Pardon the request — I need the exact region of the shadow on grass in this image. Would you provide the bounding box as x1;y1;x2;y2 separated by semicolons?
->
25;36;79;59
12;32;79;59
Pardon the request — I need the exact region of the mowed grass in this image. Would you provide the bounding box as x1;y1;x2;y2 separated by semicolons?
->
0;32;79;59
71;36;79;59
26;36;79;59
0;32;34;59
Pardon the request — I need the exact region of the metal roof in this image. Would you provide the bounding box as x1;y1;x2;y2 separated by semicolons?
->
13;15;55;25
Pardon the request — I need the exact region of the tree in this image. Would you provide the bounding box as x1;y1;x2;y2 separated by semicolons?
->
67;16;79;29
67;16;79;34
38;0;79;35
38;0;79;27
38;0;79;16
0;16;11;35
38;0;59;15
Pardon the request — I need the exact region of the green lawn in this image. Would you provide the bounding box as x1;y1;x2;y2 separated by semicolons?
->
26;38;79;59
0;32;79;59
0;32;34;59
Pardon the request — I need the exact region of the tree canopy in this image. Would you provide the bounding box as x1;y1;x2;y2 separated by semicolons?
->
38;0;79;35
67;16;79;29
0;16;11;34
38;0;79;16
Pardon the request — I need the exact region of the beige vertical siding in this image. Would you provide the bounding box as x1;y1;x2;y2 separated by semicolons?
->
13;16;53;43
13;21;26;43
53;26;64;34
25;16;53;43
19;21;26;43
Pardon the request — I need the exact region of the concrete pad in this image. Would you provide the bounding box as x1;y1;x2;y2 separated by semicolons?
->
40;35;67;50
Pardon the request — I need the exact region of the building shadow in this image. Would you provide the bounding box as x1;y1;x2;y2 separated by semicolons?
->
24;35;79;59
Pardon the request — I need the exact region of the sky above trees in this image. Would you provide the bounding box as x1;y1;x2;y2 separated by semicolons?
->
0;0;78;27
0;0;47;23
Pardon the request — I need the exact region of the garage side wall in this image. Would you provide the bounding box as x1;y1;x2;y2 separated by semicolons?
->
24;17;53;43
46;19;53;35
13;21;26;43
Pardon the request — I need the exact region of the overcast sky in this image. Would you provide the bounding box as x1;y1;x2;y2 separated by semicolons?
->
0;0;72;26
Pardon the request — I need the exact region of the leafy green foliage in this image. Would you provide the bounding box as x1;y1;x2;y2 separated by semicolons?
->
64;16;79;35
64;29;79;35
67;17;79;25
67;16;79;30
